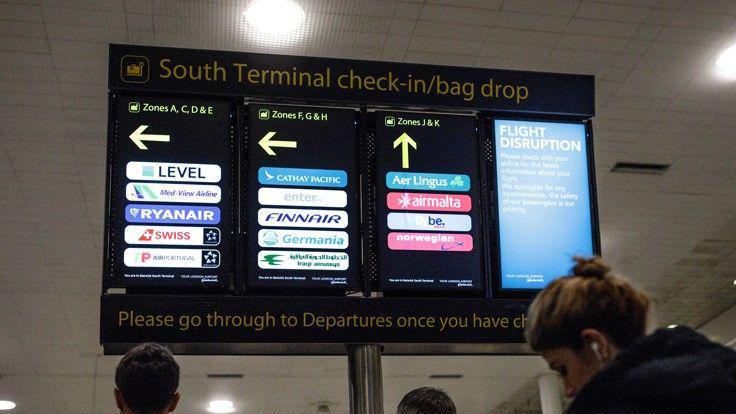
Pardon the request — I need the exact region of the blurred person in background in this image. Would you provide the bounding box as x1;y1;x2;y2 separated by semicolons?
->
397;386;456;414
526;256;736;413
114;343;181;414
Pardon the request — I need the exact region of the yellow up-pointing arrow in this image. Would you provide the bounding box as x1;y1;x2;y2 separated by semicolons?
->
393;132;417;169
259;131;297;156
129;125;170;150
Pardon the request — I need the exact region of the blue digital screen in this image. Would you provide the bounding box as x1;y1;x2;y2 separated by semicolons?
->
494;119;594;290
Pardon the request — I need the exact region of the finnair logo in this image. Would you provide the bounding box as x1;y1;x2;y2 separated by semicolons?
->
258;208;348;229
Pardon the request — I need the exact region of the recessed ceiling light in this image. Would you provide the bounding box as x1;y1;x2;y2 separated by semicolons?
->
715;43;736;78
207;400;236;413
668;324;678;329
0;400;16;410
245;0;305;35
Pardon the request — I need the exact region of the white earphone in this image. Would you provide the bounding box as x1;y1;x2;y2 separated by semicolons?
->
590;341;603;361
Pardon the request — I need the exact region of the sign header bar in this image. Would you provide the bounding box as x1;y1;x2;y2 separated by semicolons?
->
109;44;595;116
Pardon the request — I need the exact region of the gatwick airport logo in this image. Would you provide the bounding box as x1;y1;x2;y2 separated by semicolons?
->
125;226;220;246
126;182;221;203
125;204;220;225
258;251;349;271
123;248;220;268
387;192;472;212
258;208;348;229
258;167;347;188
388;232;473;252
127;161;221;183
387;212;471;232
258;188;347;208
258;229;348;249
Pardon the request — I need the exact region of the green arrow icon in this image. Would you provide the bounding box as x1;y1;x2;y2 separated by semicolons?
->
259;131;297;156
393;132;417;169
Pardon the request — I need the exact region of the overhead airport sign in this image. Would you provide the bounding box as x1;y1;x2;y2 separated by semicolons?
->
244;104;360;290
109;44;594;116
106;95;234;288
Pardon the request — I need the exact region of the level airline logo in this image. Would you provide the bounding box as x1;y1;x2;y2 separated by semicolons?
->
127;161;221;183
258;229;348;249
258;208;348;229
386;172;470;192
258;188;347;208
258;250;349;271
258;167;347;188
387;212;471;232
388;232;473;252
387;192;471;212
124;248;220;268
125;226;220;246
125;204;220;225
126;183;221;203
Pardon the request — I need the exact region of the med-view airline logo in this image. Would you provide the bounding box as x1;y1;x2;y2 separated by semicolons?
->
124;248;220;268
127;161;221;183
258;188;347;208
387;192;472;212
258;167;347;188
387;212;471;232
258;229;348;249
125;204;220;225
126;183;221;203
125;226;220;246
388;232;473;252
258;208;348;229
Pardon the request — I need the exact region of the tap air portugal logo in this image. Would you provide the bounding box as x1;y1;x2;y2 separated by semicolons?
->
126;162;221;183
124;248;220;268
258;208;348;229
126;183;221;203
125;226;220;246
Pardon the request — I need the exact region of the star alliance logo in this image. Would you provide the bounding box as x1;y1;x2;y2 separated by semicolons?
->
202;250;219;267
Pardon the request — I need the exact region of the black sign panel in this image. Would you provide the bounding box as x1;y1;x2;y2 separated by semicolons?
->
245;104;360;290
107;95;234;288
374;111;484;293
100;294;530;355
109;44;595;117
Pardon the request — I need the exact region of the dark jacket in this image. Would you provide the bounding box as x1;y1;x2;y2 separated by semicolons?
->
567;326;736;414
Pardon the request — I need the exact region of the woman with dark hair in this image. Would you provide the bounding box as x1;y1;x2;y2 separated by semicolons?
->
526;256;736;413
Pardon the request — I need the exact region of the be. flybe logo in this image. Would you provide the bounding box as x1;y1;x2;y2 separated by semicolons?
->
125;225;220;246
126;182;221;203
387;212;471;232
258;208;348;229
125;204;220;224
127;161;221;183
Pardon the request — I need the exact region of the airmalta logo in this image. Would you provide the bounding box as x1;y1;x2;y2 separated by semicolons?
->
387;192;472;212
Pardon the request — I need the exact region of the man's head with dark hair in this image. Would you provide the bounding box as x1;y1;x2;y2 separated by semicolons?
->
397;387;456;414
114;343;180;414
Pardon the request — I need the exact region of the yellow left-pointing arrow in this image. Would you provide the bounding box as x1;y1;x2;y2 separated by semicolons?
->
129;125;170;150
259;131;297;156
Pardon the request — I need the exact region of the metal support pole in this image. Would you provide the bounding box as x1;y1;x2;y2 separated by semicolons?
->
538;373;564;414
347;344;384;414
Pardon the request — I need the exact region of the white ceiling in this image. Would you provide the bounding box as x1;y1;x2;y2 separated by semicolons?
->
1;0;735;413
